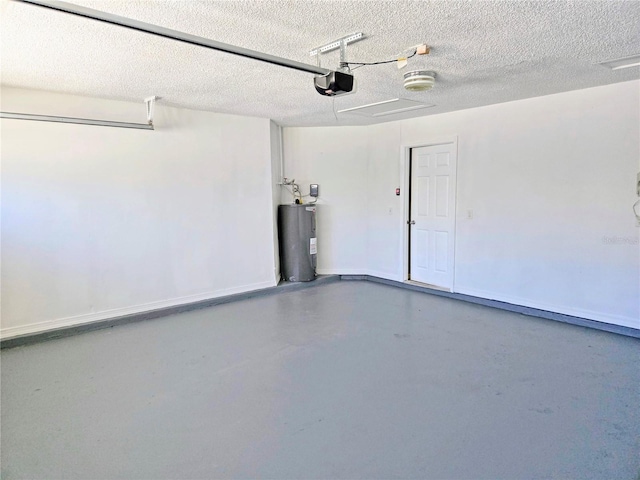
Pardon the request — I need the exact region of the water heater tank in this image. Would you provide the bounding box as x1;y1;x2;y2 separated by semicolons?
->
278;204;317;282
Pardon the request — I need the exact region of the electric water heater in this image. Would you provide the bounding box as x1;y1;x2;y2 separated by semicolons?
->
278;204;317;282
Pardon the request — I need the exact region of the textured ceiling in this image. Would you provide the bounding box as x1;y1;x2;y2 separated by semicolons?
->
1;0;639;127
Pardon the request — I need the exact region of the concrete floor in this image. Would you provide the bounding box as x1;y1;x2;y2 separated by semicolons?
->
1;281;639;479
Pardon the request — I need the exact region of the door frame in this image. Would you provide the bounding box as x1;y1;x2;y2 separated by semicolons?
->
400;136;459;292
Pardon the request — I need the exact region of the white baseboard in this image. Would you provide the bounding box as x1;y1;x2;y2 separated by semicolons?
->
0;279;277;340
454;286;639;330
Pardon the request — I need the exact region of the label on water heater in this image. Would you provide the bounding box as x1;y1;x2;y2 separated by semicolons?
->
310;237;317;255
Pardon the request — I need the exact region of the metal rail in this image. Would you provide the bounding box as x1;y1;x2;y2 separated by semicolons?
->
16;0;332;76
0;111;154;130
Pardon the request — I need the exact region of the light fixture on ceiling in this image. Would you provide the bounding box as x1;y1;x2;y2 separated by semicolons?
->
338;98;435;117
403;70;436;91
598;54;640;70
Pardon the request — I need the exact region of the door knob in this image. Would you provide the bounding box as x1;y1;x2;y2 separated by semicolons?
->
407;220;416;225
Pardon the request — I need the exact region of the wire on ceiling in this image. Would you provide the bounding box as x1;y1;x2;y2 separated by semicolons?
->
340;49;418;70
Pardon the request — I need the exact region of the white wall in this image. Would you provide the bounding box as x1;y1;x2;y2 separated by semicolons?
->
364;123;403;279
1;87;278;338
3;82;637;336
283;126;373;274
269;120;282;281
283;81;640;329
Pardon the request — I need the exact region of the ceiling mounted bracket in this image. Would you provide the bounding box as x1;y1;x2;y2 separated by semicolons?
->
310;32;366;71
145;96;157;126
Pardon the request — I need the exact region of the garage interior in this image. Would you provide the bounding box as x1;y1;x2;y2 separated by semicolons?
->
1;1;639;478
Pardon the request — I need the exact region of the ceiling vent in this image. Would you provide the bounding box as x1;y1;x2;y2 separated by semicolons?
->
338;98;435;117
403;70;436;91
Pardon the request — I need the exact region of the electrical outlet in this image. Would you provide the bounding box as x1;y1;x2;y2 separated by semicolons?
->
416;44;430;55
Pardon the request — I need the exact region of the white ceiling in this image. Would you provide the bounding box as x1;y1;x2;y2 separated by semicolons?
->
1;0;639;127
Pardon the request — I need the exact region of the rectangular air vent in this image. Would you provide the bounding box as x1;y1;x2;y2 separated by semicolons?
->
338;98;435;117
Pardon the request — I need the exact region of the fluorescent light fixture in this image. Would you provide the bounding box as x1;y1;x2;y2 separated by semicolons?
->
338;98;435;117
598;54;640;70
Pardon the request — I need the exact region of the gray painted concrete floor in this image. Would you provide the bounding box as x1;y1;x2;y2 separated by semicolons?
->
1;281;639;480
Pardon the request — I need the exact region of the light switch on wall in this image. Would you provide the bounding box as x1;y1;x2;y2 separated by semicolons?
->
467;210;473;219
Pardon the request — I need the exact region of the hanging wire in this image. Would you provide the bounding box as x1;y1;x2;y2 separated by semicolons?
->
340;49;417;70
331;47;420;123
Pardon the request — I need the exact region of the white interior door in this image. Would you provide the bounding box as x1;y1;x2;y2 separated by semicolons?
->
409;143;457;289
